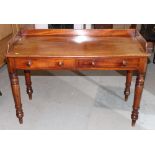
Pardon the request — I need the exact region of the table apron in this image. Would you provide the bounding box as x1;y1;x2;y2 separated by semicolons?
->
13;57;141;71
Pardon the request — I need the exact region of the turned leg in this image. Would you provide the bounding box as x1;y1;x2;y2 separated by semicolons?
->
24;70;33;100
131;73;144;126
10;72;24;124
124;71;133;101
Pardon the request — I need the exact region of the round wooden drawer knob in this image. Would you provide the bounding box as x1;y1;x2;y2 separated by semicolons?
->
122;60;127;66
26;60;32;67
91;61;96;66
58;61;64;67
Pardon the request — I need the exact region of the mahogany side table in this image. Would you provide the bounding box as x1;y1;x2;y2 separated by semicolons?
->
6;29;150;126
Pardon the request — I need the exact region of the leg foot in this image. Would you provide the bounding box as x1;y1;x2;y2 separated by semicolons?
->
131;108;139;126
125;95;128;102
24;70;33;100
19;118;23;124
29;94;32;100
132;120;136;127
124;71;132;101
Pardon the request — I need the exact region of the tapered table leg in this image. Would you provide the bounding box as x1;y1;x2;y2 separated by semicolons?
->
10;72;24;124
131;73;144;126
124;71;132;101
24;70;33;100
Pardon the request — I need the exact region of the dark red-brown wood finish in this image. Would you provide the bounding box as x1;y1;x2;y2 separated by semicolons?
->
124;70;133;101
6;29;150;126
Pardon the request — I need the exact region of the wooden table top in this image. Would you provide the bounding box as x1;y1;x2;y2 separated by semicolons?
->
7;29;149;58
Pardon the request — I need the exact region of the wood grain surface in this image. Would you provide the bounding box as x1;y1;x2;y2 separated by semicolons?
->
7;29;149;58
6;29;149;126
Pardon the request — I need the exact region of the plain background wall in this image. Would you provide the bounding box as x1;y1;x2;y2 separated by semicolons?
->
0;24;12;40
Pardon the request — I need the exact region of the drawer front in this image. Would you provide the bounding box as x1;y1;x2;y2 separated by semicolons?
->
15;58;75;70
77;58;139;69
